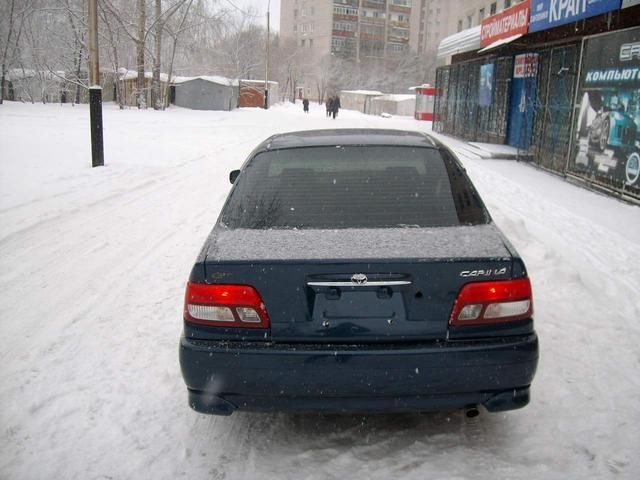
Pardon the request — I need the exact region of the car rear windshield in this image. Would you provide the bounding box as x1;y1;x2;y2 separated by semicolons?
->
220;145;488;229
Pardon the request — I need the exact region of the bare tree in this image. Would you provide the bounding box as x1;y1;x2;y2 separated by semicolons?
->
0;0;17;104
136;0;146;108
213;12;266;83
99;1;125;108
1;0;260;110
150;0;189;110
271;36;306;103
1;0;32;104
163;0;194;108
58;0;86;104
151;0;161;109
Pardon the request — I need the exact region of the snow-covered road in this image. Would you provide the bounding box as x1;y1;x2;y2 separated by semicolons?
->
1;101;638;479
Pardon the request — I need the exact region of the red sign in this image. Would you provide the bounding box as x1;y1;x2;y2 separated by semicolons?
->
480;0;530;48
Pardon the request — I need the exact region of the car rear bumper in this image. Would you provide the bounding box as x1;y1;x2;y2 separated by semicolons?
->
179;334;538;415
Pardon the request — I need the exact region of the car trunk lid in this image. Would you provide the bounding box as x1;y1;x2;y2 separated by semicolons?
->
203;224;513;343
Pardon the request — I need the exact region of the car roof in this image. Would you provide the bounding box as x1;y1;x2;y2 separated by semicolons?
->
258;129;440;151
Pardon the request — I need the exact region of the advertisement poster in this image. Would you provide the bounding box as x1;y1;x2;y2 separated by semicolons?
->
507;54;539;149
479;63;494;107
571;27;640;193
529;0;621;33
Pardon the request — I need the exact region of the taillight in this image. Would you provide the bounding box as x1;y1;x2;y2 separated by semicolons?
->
449;278;533;326
184;282;270;329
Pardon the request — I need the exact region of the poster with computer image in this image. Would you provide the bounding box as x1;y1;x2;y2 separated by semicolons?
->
571;27;640;197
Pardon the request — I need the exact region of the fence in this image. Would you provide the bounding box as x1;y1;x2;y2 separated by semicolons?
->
434;56;513;144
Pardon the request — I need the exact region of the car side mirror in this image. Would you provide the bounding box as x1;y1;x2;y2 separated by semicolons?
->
229;169;240;184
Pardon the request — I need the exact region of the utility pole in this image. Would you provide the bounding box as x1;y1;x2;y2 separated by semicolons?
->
88;0;104;167
264;0;270;109
355;0;361;63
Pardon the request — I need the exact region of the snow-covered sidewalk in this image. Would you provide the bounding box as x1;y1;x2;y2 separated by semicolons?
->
1;101;638;479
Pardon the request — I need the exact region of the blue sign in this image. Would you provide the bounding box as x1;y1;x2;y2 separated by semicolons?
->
529;0;621;33
507;54;539;150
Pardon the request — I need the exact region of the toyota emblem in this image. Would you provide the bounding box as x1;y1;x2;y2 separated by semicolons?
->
351;273;368;285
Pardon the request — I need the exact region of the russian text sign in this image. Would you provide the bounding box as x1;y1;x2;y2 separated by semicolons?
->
529;0;621;33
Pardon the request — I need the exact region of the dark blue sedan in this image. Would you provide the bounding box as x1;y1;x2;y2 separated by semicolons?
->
180;129;538;416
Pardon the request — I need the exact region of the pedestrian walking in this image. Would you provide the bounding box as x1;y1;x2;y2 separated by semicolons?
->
331;95;341;120
303;98;309;113
326;96;333;117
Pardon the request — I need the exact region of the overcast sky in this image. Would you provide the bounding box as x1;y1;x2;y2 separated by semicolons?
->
232;0;281;31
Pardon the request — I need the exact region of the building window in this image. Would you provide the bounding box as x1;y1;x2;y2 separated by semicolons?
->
309;38;313;48
293;9;298;19
334;6;358;16
504;0;511;7
333;21;356;31
293;24;297;32
490;2;497;14
388;43;406;53
332;37;346;48
301;23;314;33
457;19;462;32
361;23;384;35
301;39;305;47
389;27;409;39
466;15;472;28
479;8;485;20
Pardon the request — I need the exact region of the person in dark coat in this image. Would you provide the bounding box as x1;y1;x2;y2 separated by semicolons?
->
331;95;341;119
326;96;333;117
302;98;309;113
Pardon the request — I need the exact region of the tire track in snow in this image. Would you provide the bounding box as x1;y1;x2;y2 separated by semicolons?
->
0;150;227;478
0;155;206;245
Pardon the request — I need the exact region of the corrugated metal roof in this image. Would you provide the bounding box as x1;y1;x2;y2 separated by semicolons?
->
172;75;238;86
437;25;481;59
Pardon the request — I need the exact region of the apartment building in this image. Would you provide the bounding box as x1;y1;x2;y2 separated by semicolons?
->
281;1;450;61
409;0;449;59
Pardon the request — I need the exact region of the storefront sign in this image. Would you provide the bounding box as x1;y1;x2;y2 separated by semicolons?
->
514;53;539;78
480;0;530;47
529;0;622;33
570;27;640;195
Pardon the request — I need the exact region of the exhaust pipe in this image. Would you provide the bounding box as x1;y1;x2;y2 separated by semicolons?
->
465;405;480;418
